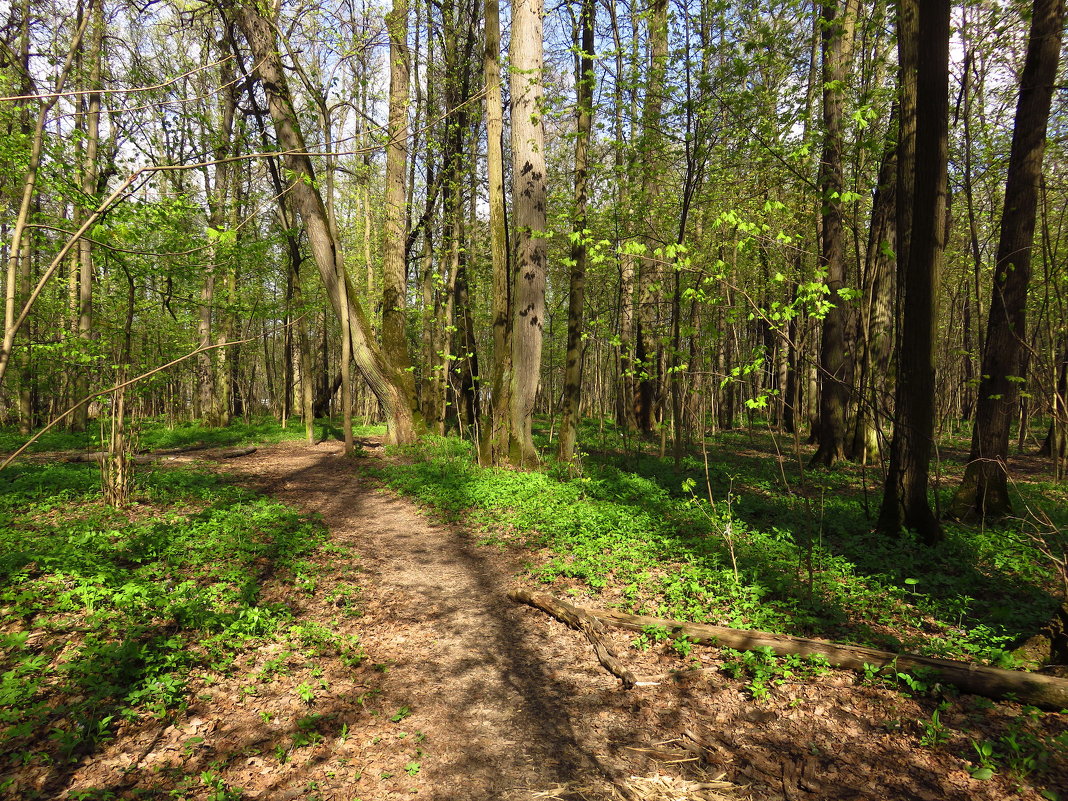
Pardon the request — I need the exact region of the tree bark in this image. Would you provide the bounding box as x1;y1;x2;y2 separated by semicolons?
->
877;0;949;543
222;0;422;444
558;0;595;463
949;0;1066;519
505;0;548;466
809;0;857;467
481;0;512;464
381;0;417;425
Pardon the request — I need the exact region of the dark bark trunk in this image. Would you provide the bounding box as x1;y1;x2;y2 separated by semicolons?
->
877;0;949;543
949;0;1066;519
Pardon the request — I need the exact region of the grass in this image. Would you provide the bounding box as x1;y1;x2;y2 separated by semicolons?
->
371;420;1066;666
0;455;362;796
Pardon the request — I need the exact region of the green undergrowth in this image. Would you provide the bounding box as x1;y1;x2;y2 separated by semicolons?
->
374;432;1064;667
0;416;386;456
0;460;351;782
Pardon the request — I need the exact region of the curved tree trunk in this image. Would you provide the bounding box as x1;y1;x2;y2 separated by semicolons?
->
223;0;422;445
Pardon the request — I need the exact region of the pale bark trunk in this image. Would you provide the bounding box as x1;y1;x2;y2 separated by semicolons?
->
482;0;512;464
382;0;417;417
507;0;548;466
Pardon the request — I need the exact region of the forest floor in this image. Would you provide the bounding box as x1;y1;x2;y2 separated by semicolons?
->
29;437;1059;801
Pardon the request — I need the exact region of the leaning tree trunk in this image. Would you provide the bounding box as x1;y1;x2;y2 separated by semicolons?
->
876;0;948;543
506;0;548;466
949;0;1066;519
223;0;422;444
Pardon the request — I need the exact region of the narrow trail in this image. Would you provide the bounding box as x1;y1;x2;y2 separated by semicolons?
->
225;439;643;800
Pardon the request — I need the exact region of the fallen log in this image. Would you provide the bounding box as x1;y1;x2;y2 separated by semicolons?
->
509;590;1068;710
63;445;256;464
217;447;256;458
153;442;213;455
64;452;169;463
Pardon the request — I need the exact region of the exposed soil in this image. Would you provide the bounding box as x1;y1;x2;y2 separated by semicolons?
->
56;439;1067;801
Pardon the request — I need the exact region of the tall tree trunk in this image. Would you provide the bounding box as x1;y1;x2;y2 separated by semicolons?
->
381;0;417;424
558;0;595;463
849;108;897;462
72;0;103;432
506;0;548;466
876;0;949;543
949;0;1066;519
481;0;512;463
633;0;669;434
810;0;858;466
223;0;422;444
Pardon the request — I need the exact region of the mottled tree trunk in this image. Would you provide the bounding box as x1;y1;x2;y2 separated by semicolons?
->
381;0;417;425
506;0;548;466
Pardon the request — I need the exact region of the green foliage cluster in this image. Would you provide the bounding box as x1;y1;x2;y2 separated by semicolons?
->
375;429;1063;666
0;462;327;769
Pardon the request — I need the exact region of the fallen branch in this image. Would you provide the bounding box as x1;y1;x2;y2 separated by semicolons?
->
508;590;638;688
510;590;1068;710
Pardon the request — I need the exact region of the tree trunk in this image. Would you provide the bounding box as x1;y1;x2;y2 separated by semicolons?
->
481;0;512;464
558;0;595;463
877;0;949;543
810;0;857;467
72;0;103;432
223;0;422;444
506;0;549;466
849;109;897;463
381;0;418;429
949;0;1066;519
633;0;669;435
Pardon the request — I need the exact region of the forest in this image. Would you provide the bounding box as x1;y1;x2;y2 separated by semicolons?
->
1;0;1068;798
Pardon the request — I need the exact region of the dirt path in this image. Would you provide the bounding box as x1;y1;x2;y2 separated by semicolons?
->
221;439;652;801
